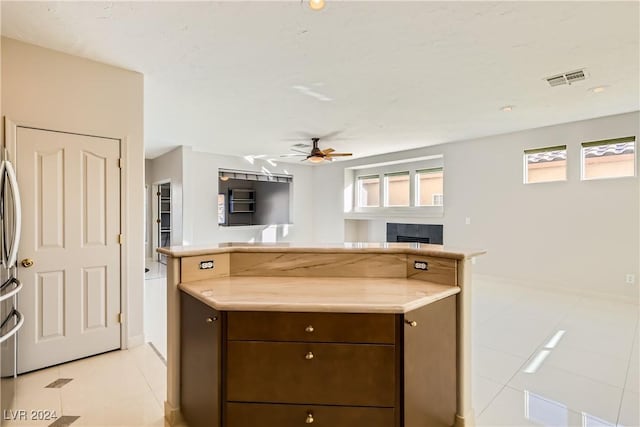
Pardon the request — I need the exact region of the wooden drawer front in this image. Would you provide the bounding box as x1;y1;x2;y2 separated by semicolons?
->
225;403;395;427
226;341;396;407
227;311;395;344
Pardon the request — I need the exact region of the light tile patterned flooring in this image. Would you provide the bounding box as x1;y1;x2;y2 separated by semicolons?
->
4;345;167;427
5;276;639;426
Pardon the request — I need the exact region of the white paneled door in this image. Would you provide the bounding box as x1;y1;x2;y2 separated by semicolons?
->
15;127;121;374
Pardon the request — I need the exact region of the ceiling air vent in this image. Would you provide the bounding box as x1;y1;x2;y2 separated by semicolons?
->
547;74;567;87
545;69;588;87
565;69;586;83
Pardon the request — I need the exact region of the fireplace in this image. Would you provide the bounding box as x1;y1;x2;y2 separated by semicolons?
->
387;223;443;245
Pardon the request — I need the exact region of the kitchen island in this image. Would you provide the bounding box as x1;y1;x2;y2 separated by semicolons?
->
159;243;485;427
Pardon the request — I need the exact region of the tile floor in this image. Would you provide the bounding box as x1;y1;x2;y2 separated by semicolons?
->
4;345;167;426
144;261;167;360
4;275;639;426
472;277;639;427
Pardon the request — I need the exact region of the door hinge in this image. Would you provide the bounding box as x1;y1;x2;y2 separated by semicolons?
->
118;313;124;324
118;158;123;168
118;234;124;245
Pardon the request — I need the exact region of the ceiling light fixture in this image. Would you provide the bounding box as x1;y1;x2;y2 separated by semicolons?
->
589;86;607;93
308;156;325;163
309;0;325;11
501;105;514;112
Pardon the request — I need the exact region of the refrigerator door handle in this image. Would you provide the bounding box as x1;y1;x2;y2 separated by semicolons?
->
0;159;6;267
0;277;22;302
4;160;21;269
0;309;24;344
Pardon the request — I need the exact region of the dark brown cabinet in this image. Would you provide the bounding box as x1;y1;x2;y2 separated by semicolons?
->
180;293;222;427
180;292;456;427
227;341;396;407
225;403;395;427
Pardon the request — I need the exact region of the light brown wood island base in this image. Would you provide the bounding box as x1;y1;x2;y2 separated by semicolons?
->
159;243;485;427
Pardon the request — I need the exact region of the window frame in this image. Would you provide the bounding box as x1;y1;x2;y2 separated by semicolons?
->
356;174;381;208
415;167;444;207
350;160;445;219
383;171;411;207
523;145;568;185
580;136;636;181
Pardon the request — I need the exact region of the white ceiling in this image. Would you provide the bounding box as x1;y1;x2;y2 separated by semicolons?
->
2;1;639;161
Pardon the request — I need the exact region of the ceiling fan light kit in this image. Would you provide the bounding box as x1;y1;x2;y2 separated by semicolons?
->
309;0;325;11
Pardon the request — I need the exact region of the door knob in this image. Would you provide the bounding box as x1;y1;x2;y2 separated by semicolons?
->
21;258;34;268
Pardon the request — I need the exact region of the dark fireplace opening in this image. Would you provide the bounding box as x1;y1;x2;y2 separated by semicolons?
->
387;223;443;245
396;236;430;244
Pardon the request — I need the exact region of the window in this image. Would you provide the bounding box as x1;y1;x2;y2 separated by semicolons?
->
415;168;444;206
384;172;410;207
524;145;567;184
581;136;636;180
357;175;380;207
350;155;445;212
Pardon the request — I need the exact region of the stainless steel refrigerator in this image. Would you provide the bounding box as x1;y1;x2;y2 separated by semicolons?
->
0;152;23;417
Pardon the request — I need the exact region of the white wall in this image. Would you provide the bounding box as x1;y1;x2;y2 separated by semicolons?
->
313;112;640;300
1;37;145;344
147;146;315;246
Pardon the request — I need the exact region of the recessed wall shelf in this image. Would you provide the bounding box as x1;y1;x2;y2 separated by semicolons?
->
229;189;256;214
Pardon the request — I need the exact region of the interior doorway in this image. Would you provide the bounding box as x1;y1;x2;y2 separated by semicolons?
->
155;182;171;264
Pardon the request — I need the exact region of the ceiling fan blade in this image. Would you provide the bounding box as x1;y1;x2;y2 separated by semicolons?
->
326;153;352;157
317;130;344;140
322;148;335;154
289;130;347;141
290;148;310;154
280;154;306;157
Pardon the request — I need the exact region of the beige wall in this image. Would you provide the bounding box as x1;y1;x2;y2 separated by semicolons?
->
527;160;567;183
360;181;380;206
1;37;145;345
418;173;444;206
584;154;634;179
386;177;410;206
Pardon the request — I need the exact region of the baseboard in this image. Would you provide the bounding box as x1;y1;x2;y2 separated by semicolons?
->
126;334;145;348
454;411;475;427
164;401;182;426
473;274;639;305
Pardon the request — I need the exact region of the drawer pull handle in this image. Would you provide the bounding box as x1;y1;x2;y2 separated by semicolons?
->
405;319;418;327
305;352;314;360
205;316;218;323
305;413;314;424
305;325;314;333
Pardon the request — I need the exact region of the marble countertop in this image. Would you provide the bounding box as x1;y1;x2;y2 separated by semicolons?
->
158;242;485;260
179;276;461;314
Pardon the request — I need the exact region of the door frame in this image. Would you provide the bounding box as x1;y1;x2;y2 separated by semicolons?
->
3;117;130;349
